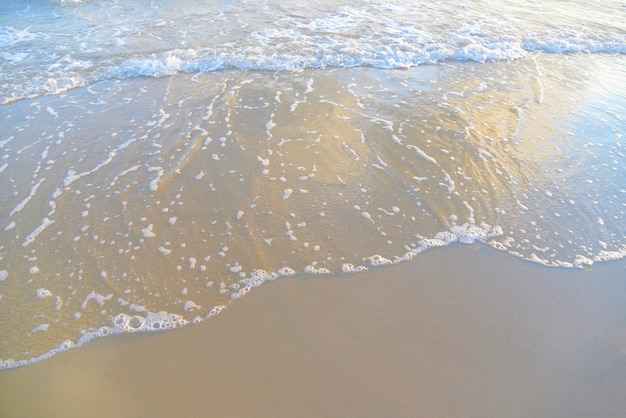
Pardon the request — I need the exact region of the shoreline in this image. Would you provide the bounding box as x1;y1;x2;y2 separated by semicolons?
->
1;245;626;417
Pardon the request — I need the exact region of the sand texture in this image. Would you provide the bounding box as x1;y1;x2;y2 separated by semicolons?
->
1;245;626;417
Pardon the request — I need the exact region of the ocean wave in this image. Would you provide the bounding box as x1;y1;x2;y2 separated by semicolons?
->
110;31;625;74
2;0;626;103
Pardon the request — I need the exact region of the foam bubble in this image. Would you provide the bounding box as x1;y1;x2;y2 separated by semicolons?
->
449;222;503;244
127;316;144;329
2;309;192;370
417;238;448;250
208;305;226;317
246;270;278;287
278;267;296;276
0;270;7;281
158;246;172;256
111;311;188;333
304;265;332;275
36;288;53;299
342;263;369;273
574;255;594;269
367;255;393;266
22;218;54;247
183;300;201;312
594;249;626;263
230;286;251;300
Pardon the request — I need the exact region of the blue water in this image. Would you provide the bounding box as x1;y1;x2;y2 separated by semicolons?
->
2;0;625;103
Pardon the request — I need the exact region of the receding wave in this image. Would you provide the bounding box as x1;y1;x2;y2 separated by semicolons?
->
2;0;626;371
2;53;626;369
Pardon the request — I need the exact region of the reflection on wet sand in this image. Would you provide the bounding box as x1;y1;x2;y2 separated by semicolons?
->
1;55;625;366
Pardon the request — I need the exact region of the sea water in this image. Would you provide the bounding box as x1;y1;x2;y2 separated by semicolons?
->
1;0;625;368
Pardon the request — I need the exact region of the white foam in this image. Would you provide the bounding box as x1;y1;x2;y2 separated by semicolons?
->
3;1;626;105
46;107;58;118
36;288;53;299
111;310;188;333
304;265;331;274
304;78;314;94
62;140;127;188
594;249;626;263
0;308;196;370
341;263;369;273
141;224;156;238
130;304;148;313
257;156;270;167
231;269;279;300
10;178;45;216
449;222;503;244
31;323;50;333
109;165;141;187
208;305;226;317
82;291;113;309
148;167;164;191
278;267;296;276
367;255;393;266
183;300;201;312
0;270;7;281
406;144;438;164
22;217;55;247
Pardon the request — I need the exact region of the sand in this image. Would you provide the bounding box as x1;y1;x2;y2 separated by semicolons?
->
1;244;626;417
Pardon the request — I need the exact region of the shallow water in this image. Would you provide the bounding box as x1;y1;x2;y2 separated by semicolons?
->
1;0;625;367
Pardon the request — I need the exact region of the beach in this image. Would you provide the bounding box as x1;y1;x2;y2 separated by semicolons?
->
2;1;626;416
2;245;625;417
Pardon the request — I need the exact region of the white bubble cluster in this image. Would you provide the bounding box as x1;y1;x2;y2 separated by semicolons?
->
1;340;76;371
594;249;626;263
367;255;393;266
183;300;201;312
304;265;332;274
277;267;296;276
341;263;369;273
111;311;188;333
449;222;503;244
231;269;279;300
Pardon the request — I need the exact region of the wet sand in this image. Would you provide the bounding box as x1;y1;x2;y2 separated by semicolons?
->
1;244;626;417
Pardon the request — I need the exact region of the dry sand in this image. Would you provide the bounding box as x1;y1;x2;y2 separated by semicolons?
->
1;244;626;417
